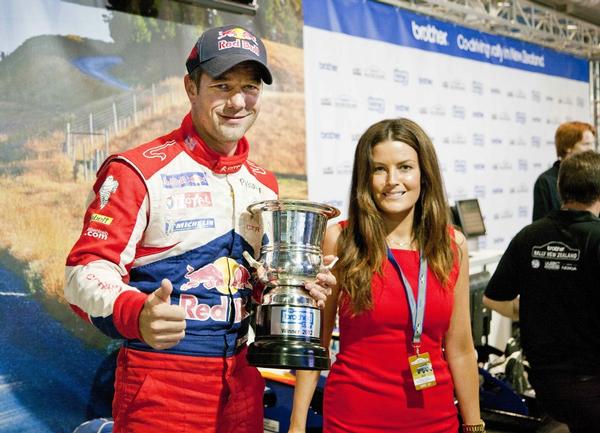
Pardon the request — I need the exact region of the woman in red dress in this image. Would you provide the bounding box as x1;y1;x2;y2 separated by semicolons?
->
288;118;484;433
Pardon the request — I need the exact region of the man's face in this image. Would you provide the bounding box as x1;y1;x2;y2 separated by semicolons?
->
186;62;263;156
569;130;596;155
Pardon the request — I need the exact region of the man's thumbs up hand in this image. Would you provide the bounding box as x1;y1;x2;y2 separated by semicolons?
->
147;278;174;304
139;279;186;350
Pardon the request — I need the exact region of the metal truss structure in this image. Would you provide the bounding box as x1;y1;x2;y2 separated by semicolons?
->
376;0;600;59
591;60;600;143
376;0;600;136
176;0;257;15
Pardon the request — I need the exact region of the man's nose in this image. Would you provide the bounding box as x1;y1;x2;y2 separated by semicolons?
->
227;91;245;109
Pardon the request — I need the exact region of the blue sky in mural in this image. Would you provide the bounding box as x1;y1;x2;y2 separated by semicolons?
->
0;0;112;55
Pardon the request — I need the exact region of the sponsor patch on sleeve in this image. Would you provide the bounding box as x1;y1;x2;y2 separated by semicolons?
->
90;213;113;225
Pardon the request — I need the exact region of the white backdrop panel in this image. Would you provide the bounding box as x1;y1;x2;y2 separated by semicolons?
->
303;0;590;249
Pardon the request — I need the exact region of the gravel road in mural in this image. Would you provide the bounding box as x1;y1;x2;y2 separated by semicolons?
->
0;265;107;433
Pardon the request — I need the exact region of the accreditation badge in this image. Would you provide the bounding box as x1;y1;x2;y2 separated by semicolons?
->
408;352;437;390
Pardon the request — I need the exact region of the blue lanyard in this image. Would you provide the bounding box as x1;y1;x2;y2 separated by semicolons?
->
387;248;428;352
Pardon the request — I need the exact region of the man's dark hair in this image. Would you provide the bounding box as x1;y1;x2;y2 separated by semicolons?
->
558;150;600;205
189;67;203;89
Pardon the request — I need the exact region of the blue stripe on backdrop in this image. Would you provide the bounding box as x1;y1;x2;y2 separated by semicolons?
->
303;0;589;82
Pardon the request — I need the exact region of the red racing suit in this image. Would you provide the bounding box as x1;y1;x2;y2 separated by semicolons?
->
65;113;278;433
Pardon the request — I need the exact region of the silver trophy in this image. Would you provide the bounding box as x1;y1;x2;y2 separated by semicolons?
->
243;199;340;370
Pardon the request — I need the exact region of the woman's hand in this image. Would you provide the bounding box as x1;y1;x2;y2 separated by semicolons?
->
305;254;338;308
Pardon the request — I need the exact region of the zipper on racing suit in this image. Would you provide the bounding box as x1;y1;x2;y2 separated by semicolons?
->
223;174;237;357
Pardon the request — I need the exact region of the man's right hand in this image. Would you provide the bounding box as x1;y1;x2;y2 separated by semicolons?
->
139;279;186;350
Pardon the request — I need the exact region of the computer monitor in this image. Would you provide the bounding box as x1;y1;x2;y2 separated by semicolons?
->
452;198;486;238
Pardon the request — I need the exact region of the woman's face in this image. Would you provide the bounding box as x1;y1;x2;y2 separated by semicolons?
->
370;139;421;220
569;130;596;155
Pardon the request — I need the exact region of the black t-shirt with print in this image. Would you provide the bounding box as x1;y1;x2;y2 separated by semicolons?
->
485;209;600;373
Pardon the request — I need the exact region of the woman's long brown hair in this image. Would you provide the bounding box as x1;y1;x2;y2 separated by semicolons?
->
336;118;455;314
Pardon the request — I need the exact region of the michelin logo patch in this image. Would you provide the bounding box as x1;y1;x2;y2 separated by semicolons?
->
165;218;215;234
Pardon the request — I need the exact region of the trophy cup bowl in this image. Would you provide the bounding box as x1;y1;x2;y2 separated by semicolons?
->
244;199;340;370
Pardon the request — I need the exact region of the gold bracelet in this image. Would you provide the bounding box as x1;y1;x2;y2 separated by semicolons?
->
462;420;486;433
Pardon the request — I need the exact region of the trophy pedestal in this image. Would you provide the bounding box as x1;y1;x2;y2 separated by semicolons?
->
249;302;330;370
247;337;329;370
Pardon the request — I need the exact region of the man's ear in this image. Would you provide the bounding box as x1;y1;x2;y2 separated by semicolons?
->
184;74;197;97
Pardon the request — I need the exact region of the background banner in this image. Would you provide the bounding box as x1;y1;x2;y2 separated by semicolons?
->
303;0;590;249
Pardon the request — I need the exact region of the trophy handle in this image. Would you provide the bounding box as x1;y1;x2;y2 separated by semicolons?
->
242;251;269;284
242;250;261;268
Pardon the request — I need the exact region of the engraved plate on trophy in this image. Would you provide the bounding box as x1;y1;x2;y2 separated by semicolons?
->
269;306;321;338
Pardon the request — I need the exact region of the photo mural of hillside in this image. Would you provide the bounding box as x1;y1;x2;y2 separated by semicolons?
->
0;0;305;431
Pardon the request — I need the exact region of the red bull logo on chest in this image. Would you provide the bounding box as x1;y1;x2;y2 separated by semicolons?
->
180;257;251;293
179;294;246;322
178;257;252;322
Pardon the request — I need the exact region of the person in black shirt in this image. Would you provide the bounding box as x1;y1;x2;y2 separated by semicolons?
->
485;151;600;433
532;121;595;221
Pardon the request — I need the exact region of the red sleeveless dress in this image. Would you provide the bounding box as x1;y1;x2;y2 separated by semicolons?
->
323;244;460;433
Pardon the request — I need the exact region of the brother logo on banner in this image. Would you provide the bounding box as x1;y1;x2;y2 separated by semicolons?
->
411;21;449;46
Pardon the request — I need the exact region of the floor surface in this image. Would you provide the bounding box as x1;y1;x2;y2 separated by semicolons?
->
487;419;569;433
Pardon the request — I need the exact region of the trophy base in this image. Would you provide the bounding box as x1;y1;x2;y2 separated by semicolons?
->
247;338;330;370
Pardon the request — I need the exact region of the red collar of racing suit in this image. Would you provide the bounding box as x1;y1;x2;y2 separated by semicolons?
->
179;112;249;175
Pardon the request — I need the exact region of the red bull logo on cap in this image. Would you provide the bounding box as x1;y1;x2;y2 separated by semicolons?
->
180;257;251;294
217;27;260;56
217;27;258;43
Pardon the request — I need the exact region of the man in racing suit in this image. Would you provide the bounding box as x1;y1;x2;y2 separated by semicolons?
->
65;25;335;433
